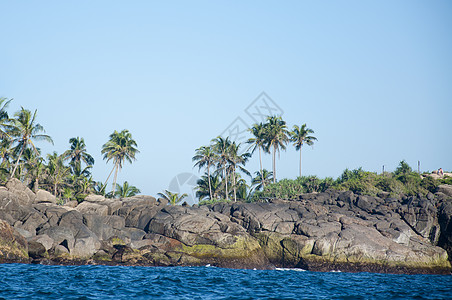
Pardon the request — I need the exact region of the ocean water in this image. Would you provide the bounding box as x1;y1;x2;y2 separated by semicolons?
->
0;264;451;300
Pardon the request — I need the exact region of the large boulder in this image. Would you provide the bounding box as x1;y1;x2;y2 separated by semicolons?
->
75;201;109;216
0;219;29;263
83;215;125;240
35;190;57;204
437;185;452;198
6;178;36;205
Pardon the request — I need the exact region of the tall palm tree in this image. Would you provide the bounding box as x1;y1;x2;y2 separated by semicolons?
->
211;136;232;201
10;108;53;178
115;181;141;198
0;97;12;140
247;122;267;189
290;124;317;178
252;169;273;191
264;116;289;183
101;129;139;195
63;137;95;171
227;142;251;202
157;190;188;206
192;145;217;200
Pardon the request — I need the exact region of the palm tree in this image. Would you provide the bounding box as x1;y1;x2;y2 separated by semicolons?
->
157;190;188;206
252;169;273;191
115;181;141;198
289;124;317;177
196;173;222;200
247;122;267;189
0;138;13;170
9;107;53;178
101;129;139;195
46;152;70;198
212;136;232;201
63;137;95;171
94;181;107;196
192;145;217;200
235;178;251;202
264;116;289;183
0;97;12;140
21;147;45;191
227;142;251;202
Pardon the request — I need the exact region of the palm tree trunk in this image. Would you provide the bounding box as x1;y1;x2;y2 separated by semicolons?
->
34;177;39;193
299;147;302;178
103;164;116;193
11;145;25;179
112;162;119;196
259;146;264;188
272;146;276;183
54;182;58;198
233;170;237;202
207;163;213;200
224;167;229;201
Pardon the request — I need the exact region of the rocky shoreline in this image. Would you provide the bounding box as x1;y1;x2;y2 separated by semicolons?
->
1;178;451;274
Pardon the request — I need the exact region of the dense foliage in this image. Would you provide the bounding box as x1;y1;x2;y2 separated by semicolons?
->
252;161;451;202
0;97;140;203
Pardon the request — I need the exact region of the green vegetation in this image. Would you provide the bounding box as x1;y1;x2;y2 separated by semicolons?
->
193;116;317;203
0;97;140;203
157;190;188;206
252;161;450;202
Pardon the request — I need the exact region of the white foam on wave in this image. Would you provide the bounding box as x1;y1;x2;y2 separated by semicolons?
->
275;268;306;272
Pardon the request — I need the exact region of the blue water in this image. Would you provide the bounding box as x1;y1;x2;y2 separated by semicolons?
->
0;264;451;299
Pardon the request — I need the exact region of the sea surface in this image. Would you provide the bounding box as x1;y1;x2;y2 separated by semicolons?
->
0;264;451;299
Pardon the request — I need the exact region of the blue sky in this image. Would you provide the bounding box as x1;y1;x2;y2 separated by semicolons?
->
1;1;451;200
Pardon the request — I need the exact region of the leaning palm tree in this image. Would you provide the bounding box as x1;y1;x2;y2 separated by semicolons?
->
192;145;217;200
101;129;139;194
212;136;232;201
247;122;267;189
63;137;95;171
115;181;141;198
290;124;317;177
264;116;289;183
10;108;53;178
157;190;188;206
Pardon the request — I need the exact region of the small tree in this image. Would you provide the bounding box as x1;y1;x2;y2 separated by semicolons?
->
157;190;188;206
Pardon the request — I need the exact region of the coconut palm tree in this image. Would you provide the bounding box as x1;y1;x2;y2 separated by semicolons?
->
101;129;139;194
212;136;232;201
227;142;251;202
63;137;95;171
9;108;53;178
196;173;222;200
157;190;188;206
252;169;273;191
192;145;217;200
264;116;289;183
289;124;317;178
46;152;70;198
21;147;45;191
0;97;12;140
247;122;267;189
115;181;141;198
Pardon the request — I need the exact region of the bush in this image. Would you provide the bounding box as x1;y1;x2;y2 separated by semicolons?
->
199;198;231;206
